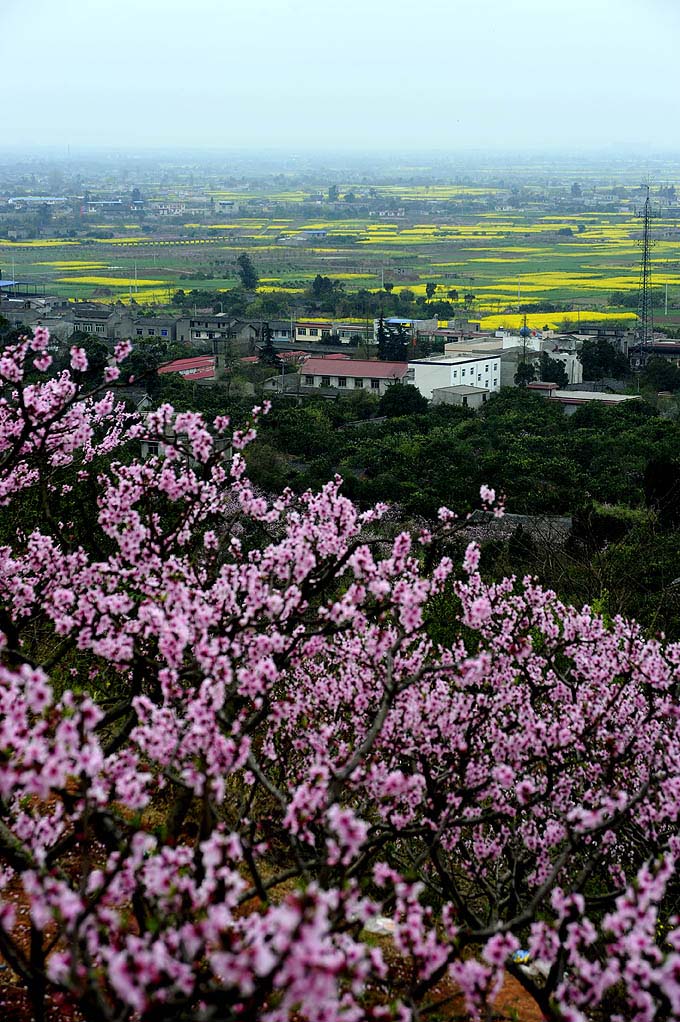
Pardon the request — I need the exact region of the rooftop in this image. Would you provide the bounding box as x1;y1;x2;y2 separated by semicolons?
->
302;358;408;379
549;390;639;405
410;353;499;365
158;356;215;380
433;385;489;395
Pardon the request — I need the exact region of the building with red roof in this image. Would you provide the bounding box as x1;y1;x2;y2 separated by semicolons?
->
299;357;408;395
158;355;216;382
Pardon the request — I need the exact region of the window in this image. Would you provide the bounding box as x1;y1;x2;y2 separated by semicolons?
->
298;328;307;336
321;375;331;387
337;376;346;387
148;328;155;336
304;375;314;385
370;379;380;390
484;363;489;372
161;329;168;337
461;368;466;377
310;328;318;336
462;396;468;407
477;374;482;381
354;378;363;388
136;329;143;336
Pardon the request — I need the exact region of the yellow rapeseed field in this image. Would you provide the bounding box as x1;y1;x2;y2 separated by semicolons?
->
471;311;638;331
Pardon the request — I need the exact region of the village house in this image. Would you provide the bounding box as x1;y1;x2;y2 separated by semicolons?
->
294;320;332;343
298;357;408;395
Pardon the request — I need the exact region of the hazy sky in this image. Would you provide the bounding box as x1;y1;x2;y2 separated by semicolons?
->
3;0;680;152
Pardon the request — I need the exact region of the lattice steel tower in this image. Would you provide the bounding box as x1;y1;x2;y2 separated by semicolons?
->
635;186;656;354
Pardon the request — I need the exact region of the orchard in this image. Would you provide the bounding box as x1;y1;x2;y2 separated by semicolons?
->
0;328;679;1021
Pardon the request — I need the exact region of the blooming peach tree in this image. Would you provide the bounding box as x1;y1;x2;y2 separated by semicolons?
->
0;328;679;1021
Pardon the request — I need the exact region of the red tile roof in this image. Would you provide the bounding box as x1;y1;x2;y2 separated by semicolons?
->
302;358;407;379
158;356;215;380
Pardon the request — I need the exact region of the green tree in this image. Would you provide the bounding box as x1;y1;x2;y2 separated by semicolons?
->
327;184;339;202
376;314;389;360
641;356;680;392
644;458;680;529
425;282;436;300
515;360;537;387
378;383;428;417
377;320;409;362
236;252;258;291
539;351;568;388
578;337;629;380
259;322;279;367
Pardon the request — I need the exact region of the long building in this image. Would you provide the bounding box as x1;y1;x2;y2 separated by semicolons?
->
299;357;408;395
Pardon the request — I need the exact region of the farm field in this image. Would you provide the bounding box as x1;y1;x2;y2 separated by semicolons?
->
3;207;679;325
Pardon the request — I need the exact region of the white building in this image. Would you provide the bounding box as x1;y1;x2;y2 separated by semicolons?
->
409;353;502;400
442;332;583;387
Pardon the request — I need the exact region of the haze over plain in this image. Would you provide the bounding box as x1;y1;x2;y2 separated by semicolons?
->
3;0;680;152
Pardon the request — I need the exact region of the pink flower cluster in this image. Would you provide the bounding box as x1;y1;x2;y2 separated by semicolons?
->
1;329;680;1020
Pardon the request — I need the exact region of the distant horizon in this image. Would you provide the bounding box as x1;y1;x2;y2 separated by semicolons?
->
2;144;680;157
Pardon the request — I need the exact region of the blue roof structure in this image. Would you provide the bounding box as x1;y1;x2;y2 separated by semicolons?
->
0;280;17;287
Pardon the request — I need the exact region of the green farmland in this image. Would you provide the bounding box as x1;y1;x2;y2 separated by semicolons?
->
3;206;678;329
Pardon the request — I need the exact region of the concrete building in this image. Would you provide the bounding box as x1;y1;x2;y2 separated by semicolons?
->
431;385;491;409
294;320;332;343
1;289;74;338
299;357;408;395
442;331;583;387
409;353;502;400
527;381;641;414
